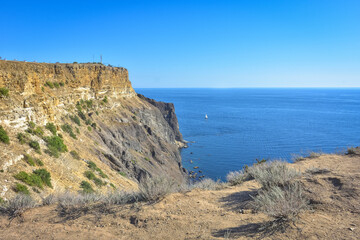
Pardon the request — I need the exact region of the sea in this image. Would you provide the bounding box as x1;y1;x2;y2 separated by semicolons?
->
136;88;360;181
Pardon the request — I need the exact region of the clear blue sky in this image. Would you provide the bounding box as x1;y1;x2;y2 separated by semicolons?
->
1;0;359;88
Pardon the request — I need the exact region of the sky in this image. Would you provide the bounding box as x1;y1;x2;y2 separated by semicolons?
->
1;0;360;88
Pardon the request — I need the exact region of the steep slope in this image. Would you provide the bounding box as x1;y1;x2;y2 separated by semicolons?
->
0;60;186;199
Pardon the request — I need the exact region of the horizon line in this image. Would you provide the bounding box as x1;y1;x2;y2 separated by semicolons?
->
134;87;360;89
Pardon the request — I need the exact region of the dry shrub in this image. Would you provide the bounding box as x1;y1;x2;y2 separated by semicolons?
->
247;160;301;191
139;175;177;202
226;170;248;186
190;178;224;190
346;147;359;155
102;191;141;205
42;194;57;206
249;161;308;227
252;182;308;222
0;194;37;221
57;192;103;208
292;151;323;162
308;152;323;158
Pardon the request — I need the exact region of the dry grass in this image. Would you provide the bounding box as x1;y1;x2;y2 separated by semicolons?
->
247;161;301;191
101;191;141;206
189;178;224;191
247;160;308;228
139;175;177;202
292;151;324;162
226;170;248;186
252;182;308;222
0;194;37;222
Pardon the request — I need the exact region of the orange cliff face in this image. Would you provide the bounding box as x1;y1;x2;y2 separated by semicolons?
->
0;60;135;96
0;61;135;127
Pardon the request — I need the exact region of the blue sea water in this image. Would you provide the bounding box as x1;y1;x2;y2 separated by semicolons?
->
136;88;360;180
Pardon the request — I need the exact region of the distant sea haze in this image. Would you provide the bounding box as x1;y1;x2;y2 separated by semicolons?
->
136;88;360;180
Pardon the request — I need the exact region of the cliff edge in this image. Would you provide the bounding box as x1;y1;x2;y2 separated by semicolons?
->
0;60;186;199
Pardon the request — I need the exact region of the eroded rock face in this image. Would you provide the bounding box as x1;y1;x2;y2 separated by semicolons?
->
137;94;183;142
0;61;134;96
0;60;185;198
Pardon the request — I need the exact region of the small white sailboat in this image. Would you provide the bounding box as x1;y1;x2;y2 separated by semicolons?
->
205;114;208;119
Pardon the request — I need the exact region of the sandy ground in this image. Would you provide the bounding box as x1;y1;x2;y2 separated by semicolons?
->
0;153;359;239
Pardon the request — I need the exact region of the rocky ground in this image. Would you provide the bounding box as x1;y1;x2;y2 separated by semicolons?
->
0;152;359;239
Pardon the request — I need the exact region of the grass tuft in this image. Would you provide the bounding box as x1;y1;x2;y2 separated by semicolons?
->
80;181;94;194
45;122;57;135
0;125;10;144
0;87;9;98
70;150;80;160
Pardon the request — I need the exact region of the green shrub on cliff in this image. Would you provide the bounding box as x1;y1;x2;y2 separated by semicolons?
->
44;135;68;158
14;183;30;195
14;169;52;189
35;158;44;166
61;124;72;133
45;81;54;89
0;126;10;144
70;150;80;160
84;171;95;180
45;122;57;135
17;132;29;144
33;169;52;188
77;111;86;121
85;100;93;108
26;122;44;137
61;124;77;139
23;154;36;166
14;171;43;189
29;140;41;154
0;88;9;98
87;161;108;179
80;181;94;194
93;177;104;187
28;121;36;129
70;115;81;126
33;126;44;137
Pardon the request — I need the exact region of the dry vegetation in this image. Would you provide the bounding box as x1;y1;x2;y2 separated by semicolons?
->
0;151;359;239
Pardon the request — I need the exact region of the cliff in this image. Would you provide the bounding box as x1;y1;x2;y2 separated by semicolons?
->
137;94;183;142
0;60;186;199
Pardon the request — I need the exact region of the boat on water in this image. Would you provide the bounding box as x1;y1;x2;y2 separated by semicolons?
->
205;114;208;119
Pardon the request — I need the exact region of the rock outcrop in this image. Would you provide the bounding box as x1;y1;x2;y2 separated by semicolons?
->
0;60;186;199
137;94;183;142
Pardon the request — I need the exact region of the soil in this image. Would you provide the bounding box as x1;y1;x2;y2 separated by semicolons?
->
0;153;359;239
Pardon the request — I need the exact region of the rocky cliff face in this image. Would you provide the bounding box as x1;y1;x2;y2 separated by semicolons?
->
137;94;183;142
0;60;186;199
